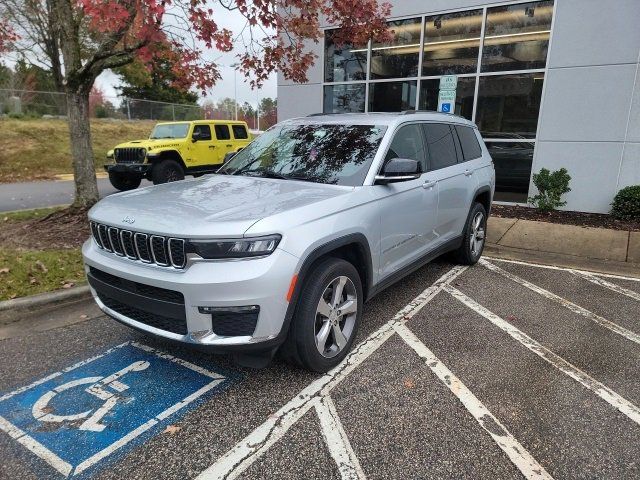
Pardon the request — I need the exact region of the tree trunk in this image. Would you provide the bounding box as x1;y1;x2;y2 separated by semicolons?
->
66;87;99;208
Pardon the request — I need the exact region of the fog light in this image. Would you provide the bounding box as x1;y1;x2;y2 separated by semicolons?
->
198;305;259;314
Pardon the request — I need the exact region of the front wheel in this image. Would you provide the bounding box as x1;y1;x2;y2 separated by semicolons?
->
151;159;185;185
108;171;141;191
281;257;363;372
453;202;487;265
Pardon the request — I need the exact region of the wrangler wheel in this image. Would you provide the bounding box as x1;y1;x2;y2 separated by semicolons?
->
152;159;185;185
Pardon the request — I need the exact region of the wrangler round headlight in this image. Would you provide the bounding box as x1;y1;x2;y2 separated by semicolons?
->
189;235;281;259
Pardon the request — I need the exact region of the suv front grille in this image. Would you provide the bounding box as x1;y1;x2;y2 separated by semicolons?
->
91;221;186;269
114;147;145;164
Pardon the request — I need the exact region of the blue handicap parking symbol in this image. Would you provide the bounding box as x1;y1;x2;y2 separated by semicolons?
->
441;103;451;113
0;342;237;478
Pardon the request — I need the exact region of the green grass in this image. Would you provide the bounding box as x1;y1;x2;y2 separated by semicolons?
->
0;118;156;183
0;248;85;301
1;206;65;223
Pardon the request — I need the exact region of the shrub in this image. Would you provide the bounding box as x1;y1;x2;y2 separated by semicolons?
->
528;167;571;212
611;185;640;220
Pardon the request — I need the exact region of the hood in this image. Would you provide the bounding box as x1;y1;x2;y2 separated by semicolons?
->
114;138;184;150
89;175;352;238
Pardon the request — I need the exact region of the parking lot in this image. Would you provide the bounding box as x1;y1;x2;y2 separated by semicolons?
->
0;257;638;479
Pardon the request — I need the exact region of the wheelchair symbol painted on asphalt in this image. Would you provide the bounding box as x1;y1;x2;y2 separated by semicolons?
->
0;342;238;477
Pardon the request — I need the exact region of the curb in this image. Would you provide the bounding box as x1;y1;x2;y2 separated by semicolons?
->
0;285;91;318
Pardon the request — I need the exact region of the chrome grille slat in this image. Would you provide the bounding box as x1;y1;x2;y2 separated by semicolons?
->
90;222;185;269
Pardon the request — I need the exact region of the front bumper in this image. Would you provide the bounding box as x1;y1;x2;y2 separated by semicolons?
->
104;163;151;176
82;239;299;351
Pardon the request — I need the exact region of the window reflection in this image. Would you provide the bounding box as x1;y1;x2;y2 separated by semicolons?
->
369;81;417;112
324;29;368;82
482;1;553;72
323;84;366;113
476;74;544;137
419;77;475;120
371;18;422;79
485;140;536;202
423;10;483;76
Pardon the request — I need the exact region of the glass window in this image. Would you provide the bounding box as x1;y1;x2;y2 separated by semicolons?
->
423;123;458;170
219;124;387;186
324;29;368;82
324;84;366;113
482;1;554;72
419;77;475;120
423;10;483;76
193;124;212;141
455;126;482;160
385;124;427;172
370;18;422;80
232;125;248;139
150;123;190;139
485;140;536;203
369;81;417;112
214;124;231;140
475;73;544;138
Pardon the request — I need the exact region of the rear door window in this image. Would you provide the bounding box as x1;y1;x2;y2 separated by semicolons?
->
422;123;458;171
455;125;483;161
232;125;249;139
214;124;231;140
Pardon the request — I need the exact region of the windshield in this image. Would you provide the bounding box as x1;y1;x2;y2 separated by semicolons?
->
219;123;387;186
150;123;190;139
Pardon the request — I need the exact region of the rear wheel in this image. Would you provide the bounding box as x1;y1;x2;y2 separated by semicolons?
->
152;159;184;185
281;257;362;372
453;202;487;265
108;171;141;191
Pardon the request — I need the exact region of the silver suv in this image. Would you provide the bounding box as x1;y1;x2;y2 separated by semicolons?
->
83;112;495;372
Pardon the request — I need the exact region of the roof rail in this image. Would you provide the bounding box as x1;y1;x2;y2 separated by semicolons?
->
307;112;330;117
401;109;468;120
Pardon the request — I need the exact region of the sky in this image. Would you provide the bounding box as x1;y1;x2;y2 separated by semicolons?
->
95;2;278;107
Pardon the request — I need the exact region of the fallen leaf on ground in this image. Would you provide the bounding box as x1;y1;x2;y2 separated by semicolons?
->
404;378;416;389
30;277;38;284
62;282;75;289
35;260;48;273
163;425;181;435
0;268;9;274
80;314;88;319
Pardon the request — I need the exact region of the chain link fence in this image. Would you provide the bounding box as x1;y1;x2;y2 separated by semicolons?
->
0;89;211;121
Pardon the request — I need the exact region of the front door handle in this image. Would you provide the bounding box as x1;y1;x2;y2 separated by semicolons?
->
209;145;216;149
422;180;437;189
226;144;233;148
464;169;473;177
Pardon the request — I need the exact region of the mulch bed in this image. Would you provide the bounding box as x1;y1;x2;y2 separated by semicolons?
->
0;207;91;250
492;204;640;232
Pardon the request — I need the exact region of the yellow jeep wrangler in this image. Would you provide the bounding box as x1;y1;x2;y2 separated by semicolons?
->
105;120;252;190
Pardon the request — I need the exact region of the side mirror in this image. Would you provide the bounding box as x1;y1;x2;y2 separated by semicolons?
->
375;158;421;185
192;131;201;142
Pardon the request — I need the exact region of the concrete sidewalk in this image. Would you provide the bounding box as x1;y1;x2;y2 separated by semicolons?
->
486;217;640;277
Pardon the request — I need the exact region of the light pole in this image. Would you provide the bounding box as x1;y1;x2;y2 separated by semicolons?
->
256;87;260;131
230;63;238;121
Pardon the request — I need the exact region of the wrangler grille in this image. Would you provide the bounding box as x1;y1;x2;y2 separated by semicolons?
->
90;221;186;269
114;147;145;164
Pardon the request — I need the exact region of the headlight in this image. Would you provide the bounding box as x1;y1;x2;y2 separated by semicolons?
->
189;235;281;259
106;149;114;159
138;148;147;160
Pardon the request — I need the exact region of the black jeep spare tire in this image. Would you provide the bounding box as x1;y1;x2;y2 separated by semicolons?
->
108;171;141;191
152;159;185;185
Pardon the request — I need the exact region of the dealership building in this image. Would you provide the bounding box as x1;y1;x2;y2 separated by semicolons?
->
277;0;640;213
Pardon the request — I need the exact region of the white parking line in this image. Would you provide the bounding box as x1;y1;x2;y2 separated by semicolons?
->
393;323;553;480
571;271;640;302
315;396;366;480
444;285;640;427
485;256;640;282
196;265;468;480
480;259;640;346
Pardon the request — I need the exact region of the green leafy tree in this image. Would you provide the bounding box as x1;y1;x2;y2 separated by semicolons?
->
528;168;572;212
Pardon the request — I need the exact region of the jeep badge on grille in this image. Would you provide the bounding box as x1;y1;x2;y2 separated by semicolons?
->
122;216;135;225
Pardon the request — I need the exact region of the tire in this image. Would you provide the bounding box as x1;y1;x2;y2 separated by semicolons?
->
108;171;141;191
151;159;185;185
453;202;487;265
281;257;363;372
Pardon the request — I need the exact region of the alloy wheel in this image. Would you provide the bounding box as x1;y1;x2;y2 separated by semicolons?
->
470;211;485;257
314;276;358;358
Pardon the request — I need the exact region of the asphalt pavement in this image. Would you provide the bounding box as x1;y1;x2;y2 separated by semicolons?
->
0;178;152;212
0;257;638;479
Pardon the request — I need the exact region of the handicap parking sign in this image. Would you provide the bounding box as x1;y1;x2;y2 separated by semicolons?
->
0;342;236;477
441;103;452;113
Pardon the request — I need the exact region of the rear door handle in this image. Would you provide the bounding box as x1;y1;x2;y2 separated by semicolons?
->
464;169;473;177
422;180;437;189
208;145;216;149
226;144;233;148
